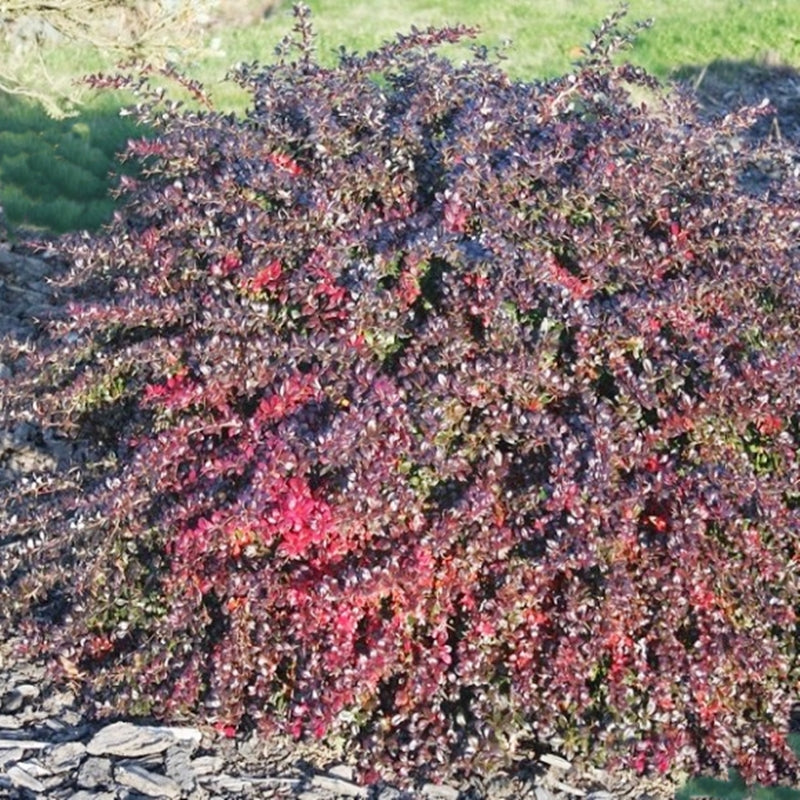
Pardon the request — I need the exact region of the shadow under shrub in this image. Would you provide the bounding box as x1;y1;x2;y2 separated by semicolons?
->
672;57;800;146
2;3;800;788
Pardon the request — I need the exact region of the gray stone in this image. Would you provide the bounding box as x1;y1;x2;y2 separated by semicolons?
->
116;762;182;798
0;735;49;750
0;747;25;768
311;773;369;797
86;720;201;757
77;755;114;789
46;739;88;772
43;714;91;737
202;772;303;792
120;751;165;771
328;762;356;781
7;762;47;793
18;758;69;792
203;773;251;792
421;784;461;800
552;780;588;797
540;752;572;771
1;682;39;712
374;787;406;800
12;756;50;777
41;688;77;715
189;754;225;776
164;743;197;789
236;729;263;761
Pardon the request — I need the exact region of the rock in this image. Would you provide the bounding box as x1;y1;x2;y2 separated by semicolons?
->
540;753;572;771
0;736;49;749
311;772;369;797
374;787;406;800
86;720;201;758
77;756;113;789
236;729;264;761
43;712;90;736
41;688;77;716
553;779;588;797
45;740;88;772
421;783;461;799
328;762;357;781
1;682;39;712
164;743;197;790
70;792;119;800
116;761;183;798
202;772;251;793
7;762;48;793
0;747;26;768
188;754;225;776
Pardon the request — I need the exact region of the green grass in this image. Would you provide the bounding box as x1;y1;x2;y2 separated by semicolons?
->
0;93;142;235
203;0;800;83
2;0;799;235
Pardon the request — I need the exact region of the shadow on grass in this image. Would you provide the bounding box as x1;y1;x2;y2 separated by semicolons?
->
672;58;800;146
0;92;146;238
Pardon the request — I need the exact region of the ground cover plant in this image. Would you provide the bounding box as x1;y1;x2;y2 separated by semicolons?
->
1;2;800;789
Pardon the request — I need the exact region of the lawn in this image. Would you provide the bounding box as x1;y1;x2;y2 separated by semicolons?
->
213;0;800;83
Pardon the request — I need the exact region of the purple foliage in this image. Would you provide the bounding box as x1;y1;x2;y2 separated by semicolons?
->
2;3;800;787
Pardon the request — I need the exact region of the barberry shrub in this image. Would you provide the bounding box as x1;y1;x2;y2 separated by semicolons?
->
2;3;800;787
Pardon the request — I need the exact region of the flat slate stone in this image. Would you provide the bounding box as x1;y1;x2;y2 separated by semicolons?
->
188;754;225;776
116;762;182;799
7;763;47;793
421;783;461;800
46;740;88;772
1;683;39;712
77;756;113;789
0;736;48;749
0;747;26;768
312;773;369;797
164;744;196;789
86;720;201;757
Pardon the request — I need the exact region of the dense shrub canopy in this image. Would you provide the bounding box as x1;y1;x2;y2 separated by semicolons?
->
2;4;800;787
